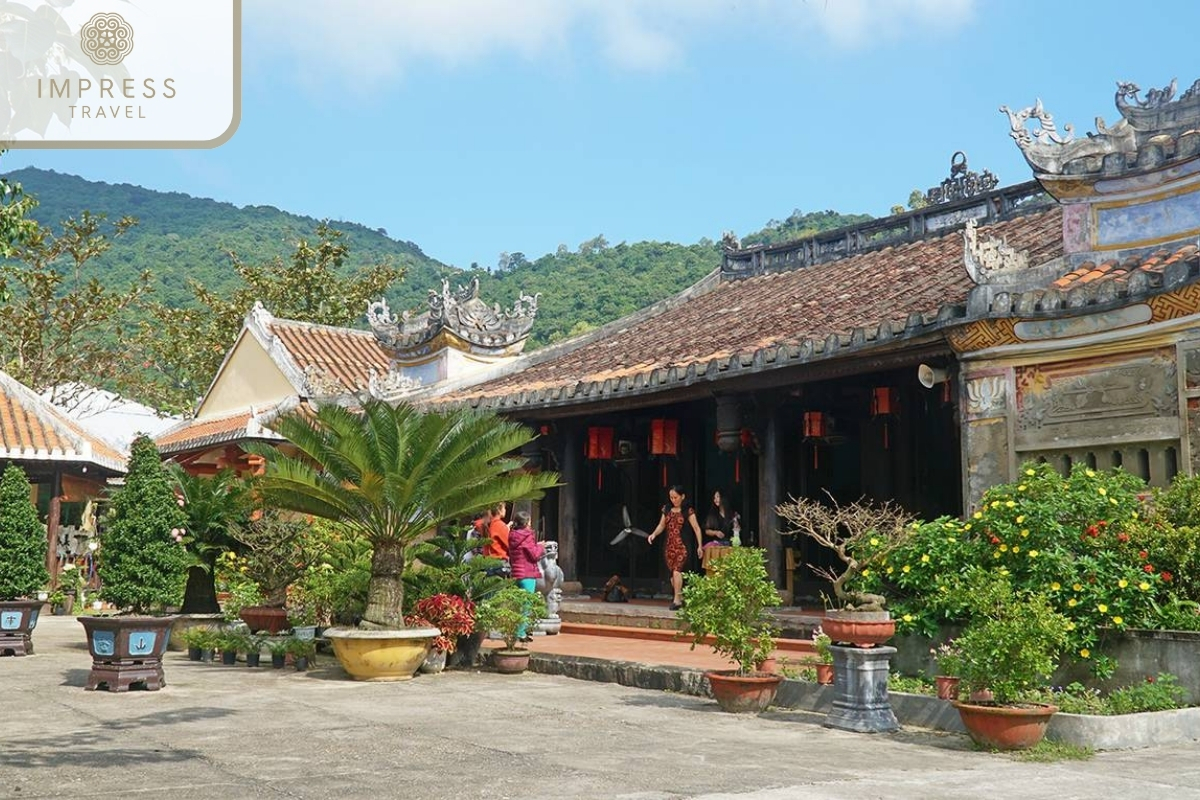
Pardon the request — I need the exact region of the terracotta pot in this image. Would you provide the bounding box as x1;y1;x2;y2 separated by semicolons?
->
706;671;784;714
952;701;1058;750
936;675;961;700
491;649;531;674
239;605;290;634
969;688;994;703
756;657;778;674
815;663;835;685
819;610;895;648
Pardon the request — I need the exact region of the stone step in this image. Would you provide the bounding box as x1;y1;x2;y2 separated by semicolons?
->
559;598;827;641
559;621;817;656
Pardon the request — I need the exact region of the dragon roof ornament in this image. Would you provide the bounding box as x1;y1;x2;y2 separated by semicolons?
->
366;277;540;355
1002;77;1200;176
925;151;999;206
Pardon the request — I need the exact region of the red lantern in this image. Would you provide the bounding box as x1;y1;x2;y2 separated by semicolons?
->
871;387;897;417
803;411;826;439
649;419;678;456
586;427;614;460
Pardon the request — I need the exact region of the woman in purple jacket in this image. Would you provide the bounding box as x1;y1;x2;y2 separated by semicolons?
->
506;511;545;641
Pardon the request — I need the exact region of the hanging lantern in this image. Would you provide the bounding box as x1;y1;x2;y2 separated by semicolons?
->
871;387;897;417
649;419;679;456
586;427;614;460
803;411;826;439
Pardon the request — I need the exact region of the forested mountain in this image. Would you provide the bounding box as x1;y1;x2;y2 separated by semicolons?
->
5;167;871;351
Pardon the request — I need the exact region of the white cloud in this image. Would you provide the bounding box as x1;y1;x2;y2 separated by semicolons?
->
246;0;975;88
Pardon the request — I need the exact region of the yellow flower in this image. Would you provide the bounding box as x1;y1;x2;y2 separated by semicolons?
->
999;568;1010;576
993;551;1001;559
999;544;1008;552
902;564;911;573
862;569;871;577
1068;598;1077;606
991;500;1001;509
1132;512;1139;520
1028;550;1039;558
1021;529;1030;538
1073;583;1082;591
964;523;972;531
921;554;930;563
1016;515;1025;524
1051;582;1061;591
1112;616;1124;626
1086;469;1096;477
1097;604;1108;613
947;537;956;543
1139;581;1150;591
1118;579;1128;589
903;614;913;622
973;511;983;520
1025;468;1035;476
1005;500;1016;508
1066;621;1076;631
1098;487;1107;496
870;537;879;546
1080;648;1090;658
886;566;894;575
1012;545;1020;553
1018;484;1027;492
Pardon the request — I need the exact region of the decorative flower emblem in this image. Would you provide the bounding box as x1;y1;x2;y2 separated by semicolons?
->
80;13;134;66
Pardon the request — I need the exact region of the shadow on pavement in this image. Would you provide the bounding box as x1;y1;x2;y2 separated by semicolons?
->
0;741;205;770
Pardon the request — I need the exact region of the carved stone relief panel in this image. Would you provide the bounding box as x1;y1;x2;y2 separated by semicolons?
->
1015;349;1178;440
965;374;1008;420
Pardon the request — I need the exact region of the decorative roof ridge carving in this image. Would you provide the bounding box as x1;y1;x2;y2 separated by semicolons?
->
1002;77;1200;176
962;218;1030;284
368;366;422;399
367;277;541;355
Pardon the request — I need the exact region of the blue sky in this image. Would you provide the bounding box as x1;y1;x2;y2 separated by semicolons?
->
5;0;1200;270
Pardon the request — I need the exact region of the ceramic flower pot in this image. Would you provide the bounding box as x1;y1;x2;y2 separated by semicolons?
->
935;675;961;700
79;615;177;692
239;606;289;634
324;626;438;681
815;663;835;685
0;599;43;657
820;610;895;648
952;701;1058;750
491;649;531;675
706;671;784;714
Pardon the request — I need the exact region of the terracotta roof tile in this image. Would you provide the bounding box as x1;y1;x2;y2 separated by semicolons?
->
0;371;126;472
1050;244;1200;290
269;321;391;393
437;208;1064;406
155;405;286;455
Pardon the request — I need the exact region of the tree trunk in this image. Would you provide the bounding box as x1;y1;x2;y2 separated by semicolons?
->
362;539;405;629
180;562;220;614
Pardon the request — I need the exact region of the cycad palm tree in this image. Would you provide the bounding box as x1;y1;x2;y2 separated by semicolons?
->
168;464;254;614
250;399;560;629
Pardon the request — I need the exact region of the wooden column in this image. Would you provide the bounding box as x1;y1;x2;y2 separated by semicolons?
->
758;407;784;594
46;471;63;588
557;424;580;581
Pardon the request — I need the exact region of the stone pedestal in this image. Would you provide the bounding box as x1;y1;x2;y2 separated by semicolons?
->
823;645;900;734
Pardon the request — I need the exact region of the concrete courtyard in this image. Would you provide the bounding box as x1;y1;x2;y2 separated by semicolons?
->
4;616;1200;799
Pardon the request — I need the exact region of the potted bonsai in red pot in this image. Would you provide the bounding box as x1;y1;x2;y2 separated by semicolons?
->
678;546;783;713
0;464;50;657
83;436;189;692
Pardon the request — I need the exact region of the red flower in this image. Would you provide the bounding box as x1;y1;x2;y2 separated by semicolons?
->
989;535;1001;545
1087;526;1099;537
1097;520;1108;528
1144;564;1155;573
1139;550;1149;560
1161;571;1173;583
1117;533;1130;543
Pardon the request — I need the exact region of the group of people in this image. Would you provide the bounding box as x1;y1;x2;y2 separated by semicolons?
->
472;501;544;640
646;486;740;610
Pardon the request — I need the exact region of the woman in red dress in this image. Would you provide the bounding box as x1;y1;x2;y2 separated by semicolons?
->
647;485;703;611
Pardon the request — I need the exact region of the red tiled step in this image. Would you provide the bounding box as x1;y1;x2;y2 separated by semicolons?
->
559;622;816;654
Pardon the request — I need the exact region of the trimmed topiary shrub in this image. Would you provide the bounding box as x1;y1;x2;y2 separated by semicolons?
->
0;463;49;599
100;436;189;613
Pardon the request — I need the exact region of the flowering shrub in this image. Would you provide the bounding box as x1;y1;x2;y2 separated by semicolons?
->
405;593;476;653
930;641;963;677
858;462;1171;671
811;626;833;664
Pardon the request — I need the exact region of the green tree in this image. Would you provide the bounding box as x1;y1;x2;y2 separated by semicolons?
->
0;211;150;411
0;153;38;258
168;465;254;614
136;222;406;414
0;464;49;599
100;436;190;613
251;400;560;629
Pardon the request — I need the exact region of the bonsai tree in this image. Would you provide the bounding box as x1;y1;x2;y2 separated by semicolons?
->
100;436;190;614
678;546;780;675
0;463;49;599
475;584;546;652
775;492;913;611
250;399;560;629
228;507;310;606
168;464;254;614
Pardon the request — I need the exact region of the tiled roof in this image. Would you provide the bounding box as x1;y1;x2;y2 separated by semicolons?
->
155;404;286;456
0;371;127;472
1051;244;1200;290
433;207;1064;409
268;319;391;393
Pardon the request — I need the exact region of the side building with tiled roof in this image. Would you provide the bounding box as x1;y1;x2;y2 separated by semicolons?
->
390;78;1200;601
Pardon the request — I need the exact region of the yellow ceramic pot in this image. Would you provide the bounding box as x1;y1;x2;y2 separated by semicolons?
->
325;626;439;681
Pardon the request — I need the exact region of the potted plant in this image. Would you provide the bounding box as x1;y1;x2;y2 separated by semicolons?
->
250;400;559;681
48;588;69;616
812;626;834;685
677;546;783;713
167;465;254;615
775;493;913;646
177;626;207;661
82;436;190;691
405;592;476;674
475;584;547;674
287;636;316;671
267;637;290;669
950;576;1072;750
230;510;311;634
216;628;248;665
0;463;50;657
244;633;264;668
931;641;963;700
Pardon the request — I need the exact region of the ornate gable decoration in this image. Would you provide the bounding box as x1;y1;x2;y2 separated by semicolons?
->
961;218;1029;284
1001;77;1200;176
367;277;541;357
368;366;422;399
925;151;999;205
